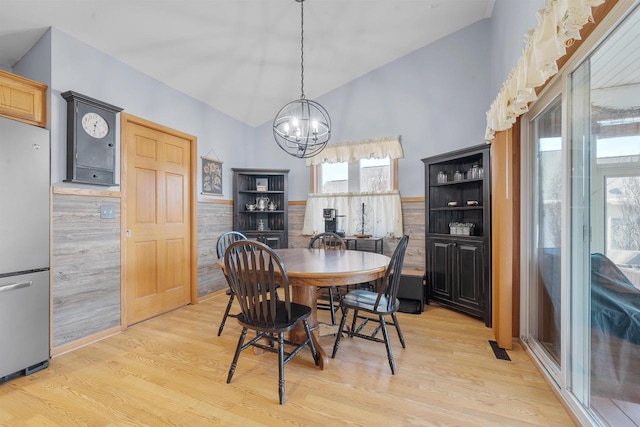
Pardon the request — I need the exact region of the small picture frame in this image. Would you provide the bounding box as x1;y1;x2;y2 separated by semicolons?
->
202;157;223;196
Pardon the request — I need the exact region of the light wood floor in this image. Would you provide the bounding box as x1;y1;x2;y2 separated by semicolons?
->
0;294;575;426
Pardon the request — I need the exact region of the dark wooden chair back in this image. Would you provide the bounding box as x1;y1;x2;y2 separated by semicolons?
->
216;231;247;259
224;239;292;327
374;235;410;311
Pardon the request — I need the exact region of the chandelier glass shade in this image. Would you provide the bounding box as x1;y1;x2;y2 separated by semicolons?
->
273;0;331;158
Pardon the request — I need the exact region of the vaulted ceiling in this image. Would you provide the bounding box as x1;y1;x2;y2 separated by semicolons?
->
0;0;495;127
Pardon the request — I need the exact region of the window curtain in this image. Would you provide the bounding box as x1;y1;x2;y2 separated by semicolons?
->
305;136;403;166
302;192;403;237
485;0;605;142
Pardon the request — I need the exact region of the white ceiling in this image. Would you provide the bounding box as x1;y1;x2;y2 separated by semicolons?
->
0;0;495;127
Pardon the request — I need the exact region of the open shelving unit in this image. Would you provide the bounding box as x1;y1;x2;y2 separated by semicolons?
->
422;144;491;326
232;168;289;248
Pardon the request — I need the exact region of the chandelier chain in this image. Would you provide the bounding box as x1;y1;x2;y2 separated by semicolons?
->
300;0;305;99
272;0;330;158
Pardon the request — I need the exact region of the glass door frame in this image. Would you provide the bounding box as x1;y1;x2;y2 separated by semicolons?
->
521;76;569;389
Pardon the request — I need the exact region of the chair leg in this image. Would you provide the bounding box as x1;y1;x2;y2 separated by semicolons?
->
217;293;235;336
391;312;406;348
303;319;319;366
328;287;336;325
278;332;285;405
331;307;349;358
349;309;360;337
227;327;247;383
379;315;396;374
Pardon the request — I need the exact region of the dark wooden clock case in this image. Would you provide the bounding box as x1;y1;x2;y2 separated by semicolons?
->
61;91;123;186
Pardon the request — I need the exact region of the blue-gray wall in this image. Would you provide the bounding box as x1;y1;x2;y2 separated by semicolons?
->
488;0;544;99
253;19;493;199
11;2;544;200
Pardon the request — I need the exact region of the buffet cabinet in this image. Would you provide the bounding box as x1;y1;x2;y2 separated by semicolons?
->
232;168;289;248
422;144;491;326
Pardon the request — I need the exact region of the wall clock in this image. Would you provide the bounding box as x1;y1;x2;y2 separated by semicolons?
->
61;91;123;186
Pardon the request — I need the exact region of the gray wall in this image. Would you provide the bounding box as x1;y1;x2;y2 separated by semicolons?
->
252;19;493;199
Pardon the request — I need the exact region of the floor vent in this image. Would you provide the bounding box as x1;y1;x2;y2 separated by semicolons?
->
489;340;511;361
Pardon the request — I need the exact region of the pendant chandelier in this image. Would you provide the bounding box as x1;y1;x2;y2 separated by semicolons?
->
273;0;331;158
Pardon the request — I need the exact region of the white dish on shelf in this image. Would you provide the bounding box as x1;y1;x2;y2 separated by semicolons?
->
447;201;458;207
466;200;479;206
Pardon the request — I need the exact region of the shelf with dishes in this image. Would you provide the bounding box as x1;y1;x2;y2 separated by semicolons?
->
232;168;289;248
430;206;483;211
429;177;483;187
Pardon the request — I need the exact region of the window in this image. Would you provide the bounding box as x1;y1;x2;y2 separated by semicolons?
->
316;157;396;194
304;137;403;237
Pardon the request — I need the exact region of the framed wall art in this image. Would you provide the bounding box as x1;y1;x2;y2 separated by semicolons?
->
202;157;223;196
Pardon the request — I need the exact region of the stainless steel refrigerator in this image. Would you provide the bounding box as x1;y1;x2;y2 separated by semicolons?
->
0;115;50;381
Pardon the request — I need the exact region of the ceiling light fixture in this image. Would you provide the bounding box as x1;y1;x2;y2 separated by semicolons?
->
273;0;331;158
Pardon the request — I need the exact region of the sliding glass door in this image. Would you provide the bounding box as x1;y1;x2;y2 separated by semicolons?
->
522;3;640;425
569;4;640;423
569;8;640;417
527;94;563;379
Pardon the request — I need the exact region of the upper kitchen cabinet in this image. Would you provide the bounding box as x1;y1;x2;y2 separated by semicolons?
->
0;70;47;128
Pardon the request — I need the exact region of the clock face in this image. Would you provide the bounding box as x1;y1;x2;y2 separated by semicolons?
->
81;112;109;139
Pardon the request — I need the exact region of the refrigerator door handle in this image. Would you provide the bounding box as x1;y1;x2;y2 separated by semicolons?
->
0;281;32;293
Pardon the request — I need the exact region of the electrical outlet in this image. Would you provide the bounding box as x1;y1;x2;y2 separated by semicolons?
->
100;205;115;219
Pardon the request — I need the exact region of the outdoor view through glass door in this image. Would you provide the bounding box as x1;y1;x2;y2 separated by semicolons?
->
528;95;563;371
569;4;640;423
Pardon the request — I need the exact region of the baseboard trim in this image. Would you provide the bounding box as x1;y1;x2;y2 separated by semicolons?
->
50;325;122;358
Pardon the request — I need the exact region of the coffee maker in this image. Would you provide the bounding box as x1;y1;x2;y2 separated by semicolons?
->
323;208;345;236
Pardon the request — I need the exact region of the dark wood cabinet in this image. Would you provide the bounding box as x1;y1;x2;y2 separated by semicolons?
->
422;144;491;326
232;168;289;248
428;237;485;319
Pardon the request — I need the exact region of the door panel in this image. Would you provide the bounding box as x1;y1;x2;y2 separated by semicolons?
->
125;119;191;325
429;239;451;299
457;242;483;309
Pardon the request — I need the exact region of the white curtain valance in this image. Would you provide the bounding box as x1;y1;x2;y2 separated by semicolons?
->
305;136;404;166
485;0;605;142
302;192;403;238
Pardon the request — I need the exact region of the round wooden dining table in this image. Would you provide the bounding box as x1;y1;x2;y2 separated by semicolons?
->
219;247;390;369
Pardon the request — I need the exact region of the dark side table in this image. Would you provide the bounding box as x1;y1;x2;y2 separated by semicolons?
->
343;236;383;254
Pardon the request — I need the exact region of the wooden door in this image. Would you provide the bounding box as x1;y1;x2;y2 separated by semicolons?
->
122;114;195;326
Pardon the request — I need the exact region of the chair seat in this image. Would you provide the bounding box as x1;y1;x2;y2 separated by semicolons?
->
237;301;312;333
342;289;399;315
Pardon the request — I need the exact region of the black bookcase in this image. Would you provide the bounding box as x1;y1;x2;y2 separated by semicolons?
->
232;168;289;248
422;144;491;326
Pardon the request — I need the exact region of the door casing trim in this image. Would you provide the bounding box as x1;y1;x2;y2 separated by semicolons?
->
119;113;198;329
